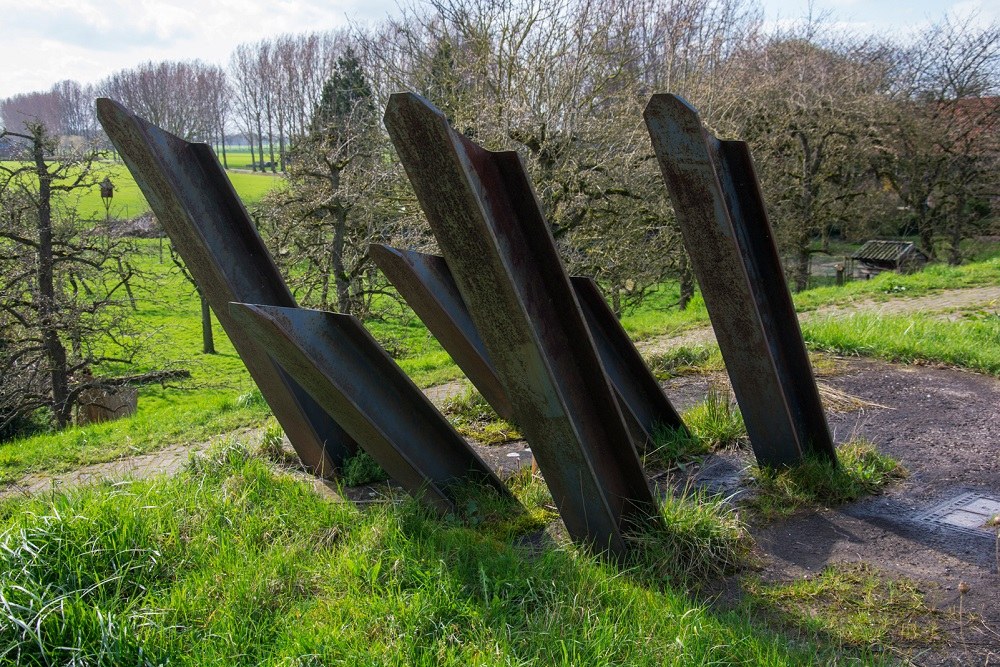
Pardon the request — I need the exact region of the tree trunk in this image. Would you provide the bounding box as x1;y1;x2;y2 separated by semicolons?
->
200;294;216;354
610;288;622;319
277;111;287;172
256;117;266;173
32;131;71;427
332;208;351;315
219;123;229;169
678;251;694;310
266;103;277;173
794;247;810;292
947;196;965;266
917;206;936;260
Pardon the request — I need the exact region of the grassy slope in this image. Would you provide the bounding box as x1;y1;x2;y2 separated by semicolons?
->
0;444;875;666
0;163;282;481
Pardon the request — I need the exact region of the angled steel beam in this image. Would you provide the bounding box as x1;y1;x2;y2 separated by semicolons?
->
96;98;356;476
229;303;514;514
644;94;836;467
371;243;686;449
570;276;687;450
385;92;659;556
369;244;515;422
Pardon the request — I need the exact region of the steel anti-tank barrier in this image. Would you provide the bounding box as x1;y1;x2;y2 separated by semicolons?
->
384;93;659;556
371;244;686;450
96;98;354;476
369;244;514;422
644;94;836;467
229;303;515;514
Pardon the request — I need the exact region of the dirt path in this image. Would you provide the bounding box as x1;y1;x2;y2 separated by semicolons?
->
0;384;477;501
661;358;1000;665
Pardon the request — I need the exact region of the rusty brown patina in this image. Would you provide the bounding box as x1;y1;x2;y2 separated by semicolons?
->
644;94;836;467
96;98;354;477
384;93;659;556
229;303;515;514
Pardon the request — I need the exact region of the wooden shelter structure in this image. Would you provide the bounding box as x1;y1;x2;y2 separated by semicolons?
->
851;240;929;278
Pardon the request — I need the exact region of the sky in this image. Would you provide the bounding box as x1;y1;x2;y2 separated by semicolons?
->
1;0;997;100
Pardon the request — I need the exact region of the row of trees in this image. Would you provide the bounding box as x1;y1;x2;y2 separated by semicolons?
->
255;0;998;309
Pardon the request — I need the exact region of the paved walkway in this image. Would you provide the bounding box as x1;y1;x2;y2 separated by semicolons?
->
4;284;999;500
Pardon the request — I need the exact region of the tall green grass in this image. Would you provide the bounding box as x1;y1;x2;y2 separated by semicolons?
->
802;311;1000;375
0;443;873;665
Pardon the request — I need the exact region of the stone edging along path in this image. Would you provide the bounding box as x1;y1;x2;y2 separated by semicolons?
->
3;284;999;500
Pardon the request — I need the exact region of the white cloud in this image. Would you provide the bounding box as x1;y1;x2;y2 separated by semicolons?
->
0;0;398;98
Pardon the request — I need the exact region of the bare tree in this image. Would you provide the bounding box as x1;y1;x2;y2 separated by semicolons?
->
364;0;763;313
884;16;1000;263
99;61;222;142
201;68;232;168
257;47;402;316
1;81;99;143
230;43;265;169
726;28;894;290
0;123;141;433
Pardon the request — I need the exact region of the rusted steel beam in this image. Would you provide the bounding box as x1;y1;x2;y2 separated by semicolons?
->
229;303;514;514
96;98;355;476
385;93;659;556
570;276;687;450
644;94;836;467
369;244;514;422
371;243;685;449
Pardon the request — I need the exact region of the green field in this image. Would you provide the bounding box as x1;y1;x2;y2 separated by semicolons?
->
213;146;284;171
2;158;284;221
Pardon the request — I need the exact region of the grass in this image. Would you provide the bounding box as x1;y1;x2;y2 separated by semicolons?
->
618;252;1000;347
0;241;462;483
0;441;873;666
619;289;709;341
632;486;754;584
5;236;998;485
744;562;948;648
340;449;390;486
2;160;284;221
440;388;521;445
745;440;907;522
648;385;747;468
682;385;746;449
0;238;266;483
644;345;724;380
802;311;1000;375
792;254;1000;312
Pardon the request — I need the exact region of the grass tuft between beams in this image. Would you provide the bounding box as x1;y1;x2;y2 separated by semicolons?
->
745;440;907;522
